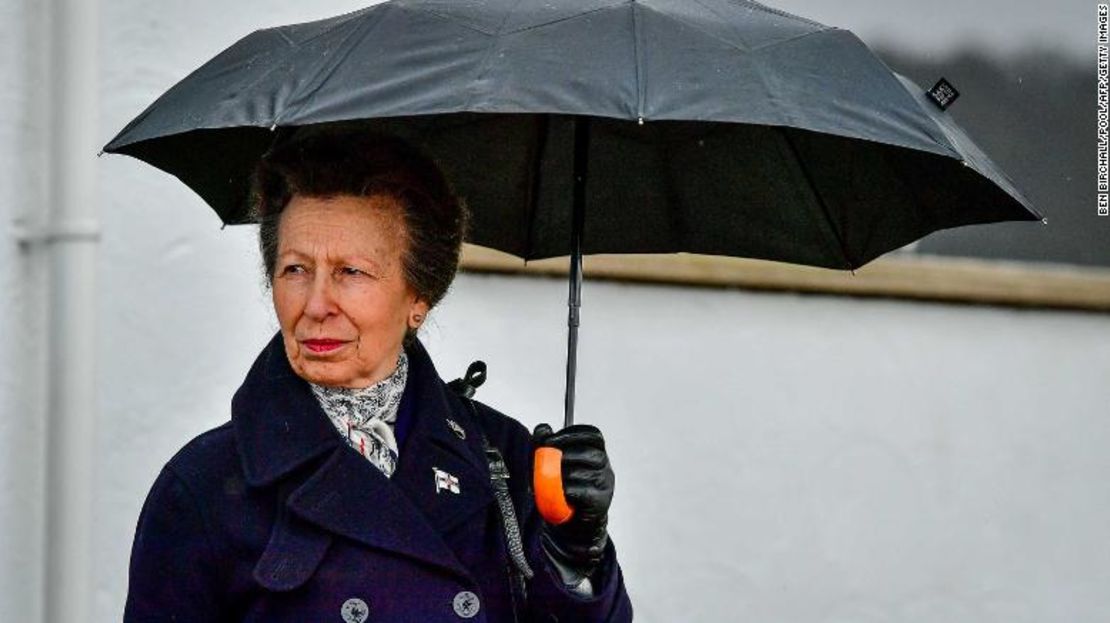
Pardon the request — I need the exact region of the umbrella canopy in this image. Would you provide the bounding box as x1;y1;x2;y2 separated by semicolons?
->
105;0;1045;434
104;0;1041;271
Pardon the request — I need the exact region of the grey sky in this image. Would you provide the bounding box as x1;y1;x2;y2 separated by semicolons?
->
772;0;1087;60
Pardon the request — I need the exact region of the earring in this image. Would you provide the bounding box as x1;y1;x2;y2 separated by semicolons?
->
411;314;424;327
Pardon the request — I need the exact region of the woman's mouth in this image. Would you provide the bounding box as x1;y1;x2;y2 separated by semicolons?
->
302;339;348;354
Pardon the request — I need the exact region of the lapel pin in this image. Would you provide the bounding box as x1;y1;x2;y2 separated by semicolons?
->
445;418;467;439
433;467;461;495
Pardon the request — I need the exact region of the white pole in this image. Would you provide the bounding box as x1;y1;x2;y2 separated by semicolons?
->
42;0;100;618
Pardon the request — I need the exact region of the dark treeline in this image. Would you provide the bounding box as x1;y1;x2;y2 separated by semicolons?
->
872;46;1102;267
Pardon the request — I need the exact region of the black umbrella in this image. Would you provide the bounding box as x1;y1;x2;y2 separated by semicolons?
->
104;0;1041;518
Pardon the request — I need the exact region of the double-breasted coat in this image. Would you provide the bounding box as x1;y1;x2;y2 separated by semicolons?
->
124;333;633;622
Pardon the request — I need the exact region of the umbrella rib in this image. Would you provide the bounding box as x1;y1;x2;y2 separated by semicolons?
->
276;8;386;125
501;1;628;35
457;2;630;110
631;1;645;120
232;9;385;130
403;6;502;36
735;0;827;29
687;0;753;51
460;0;526;110
108;11;380;148
379;0;633;38
777;127;858;270
276;6;378;49
638;3;832;56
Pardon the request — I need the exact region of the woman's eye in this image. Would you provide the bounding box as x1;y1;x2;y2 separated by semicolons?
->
281;264;306;275
339;266;364;276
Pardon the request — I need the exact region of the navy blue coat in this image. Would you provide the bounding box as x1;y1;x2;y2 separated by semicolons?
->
124;333;633;622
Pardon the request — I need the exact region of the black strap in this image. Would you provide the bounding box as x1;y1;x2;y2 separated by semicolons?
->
481;433;535;582
446;360;486;398
449;362;533;614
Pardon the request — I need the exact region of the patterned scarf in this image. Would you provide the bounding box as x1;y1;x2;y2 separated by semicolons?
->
309;351;408;477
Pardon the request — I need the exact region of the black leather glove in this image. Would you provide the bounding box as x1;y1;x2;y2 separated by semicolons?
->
532;423;615;576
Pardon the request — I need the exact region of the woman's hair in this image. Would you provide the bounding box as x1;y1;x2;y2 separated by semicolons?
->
249;127;468;317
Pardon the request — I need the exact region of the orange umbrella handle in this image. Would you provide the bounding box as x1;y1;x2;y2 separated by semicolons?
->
534;447;575;524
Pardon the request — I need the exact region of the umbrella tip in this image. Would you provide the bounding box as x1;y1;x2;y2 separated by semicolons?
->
1041;217;1048;225
637;116;644;126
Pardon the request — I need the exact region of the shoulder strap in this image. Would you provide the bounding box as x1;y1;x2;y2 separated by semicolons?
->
476;419;535;581
446;360;487;398
449;362;534;612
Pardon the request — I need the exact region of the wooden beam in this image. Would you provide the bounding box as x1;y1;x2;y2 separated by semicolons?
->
459;245;1110;312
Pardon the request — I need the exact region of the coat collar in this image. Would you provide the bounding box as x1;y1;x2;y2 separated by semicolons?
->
234;332;495;582
232;332;342;488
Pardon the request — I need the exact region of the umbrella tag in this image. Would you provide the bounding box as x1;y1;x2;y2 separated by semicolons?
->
926;78;960;111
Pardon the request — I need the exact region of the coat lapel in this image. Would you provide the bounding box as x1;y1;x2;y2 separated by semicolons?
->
233;333;495;584
232;333;342;488
284;442;473;580
391;339;494;536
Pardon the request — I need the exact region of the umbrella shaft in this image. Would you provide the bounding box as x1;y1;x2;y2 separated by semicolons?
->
564;116;590;429
565;254;581;429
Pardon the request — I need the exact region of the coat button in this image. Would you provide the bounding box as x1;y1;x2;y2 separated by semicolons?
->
452;590;480;619
340;598;370;623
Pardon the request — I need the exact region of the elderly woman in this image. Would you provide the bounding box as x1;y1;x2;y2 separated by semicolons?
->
123;128;633;622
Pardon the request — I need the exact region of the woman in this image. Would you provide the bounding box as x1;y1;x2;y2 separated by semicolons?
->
123;128;633;622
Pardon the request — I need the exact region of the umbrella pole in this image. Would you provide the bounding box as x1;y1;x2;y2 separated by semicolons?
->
564;116;590;429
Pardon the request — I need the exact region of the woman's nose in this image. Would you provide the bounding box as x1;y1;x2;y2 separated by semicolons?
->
303;272;339;320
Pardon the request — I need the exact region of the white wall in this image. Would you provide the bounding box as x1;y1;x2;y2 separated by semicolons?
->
1;0;1105;621
90;267;1110;622
1;0;49;620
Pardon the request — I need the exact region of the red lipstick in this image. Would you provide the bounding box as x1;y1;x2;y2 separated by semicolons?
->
302;339;347;354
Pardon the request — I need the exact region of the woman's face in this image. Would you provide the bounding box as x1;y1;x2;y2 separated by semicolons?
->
272;193;428;388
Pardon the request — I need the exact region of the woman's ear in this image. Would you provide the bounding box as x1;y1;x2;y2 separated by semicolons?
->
408;299;431;330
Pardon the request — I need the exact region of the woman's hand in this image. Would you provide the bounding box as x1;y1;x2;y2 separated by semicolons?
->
532;423;615;573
